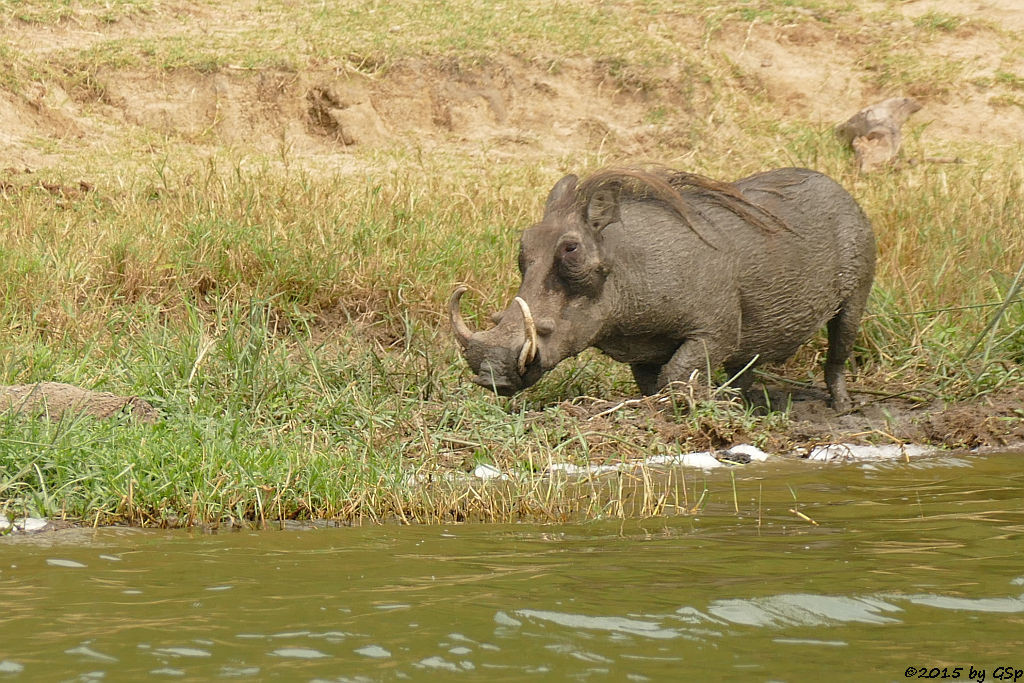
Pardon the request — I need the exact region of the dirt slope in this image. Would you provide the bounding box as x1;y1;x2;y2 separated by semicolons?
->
2;1;1024;174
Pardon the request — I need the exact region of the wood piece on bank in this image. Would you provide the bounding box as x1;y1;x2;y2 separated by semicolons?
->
836;97;922;173
0;382;159;423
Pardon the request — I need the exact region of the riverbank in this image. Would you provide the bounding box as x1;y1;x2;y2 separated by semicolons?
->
2;0;1023;527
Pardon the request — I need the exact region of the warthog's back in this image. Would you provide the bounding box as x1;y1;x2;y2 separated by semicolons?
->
714;168;875;364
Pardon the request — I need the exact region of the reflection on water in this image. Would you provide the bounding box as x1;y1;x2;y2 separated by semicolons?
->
705;594;904;626
1;452;1022;679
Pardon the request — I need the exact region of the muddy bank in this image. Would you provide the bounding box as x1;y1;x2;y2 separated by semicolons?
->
771;385;1024;452
546;384;1024;465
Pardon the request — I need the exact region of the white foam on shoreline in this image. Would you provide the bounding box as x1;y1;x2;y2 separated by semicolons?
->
804;443;931;463
468;442;940;481
0;515;48;533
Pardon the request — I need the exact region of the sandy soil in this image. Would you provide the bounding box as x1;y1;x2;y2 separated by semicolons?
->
3;1;1024;172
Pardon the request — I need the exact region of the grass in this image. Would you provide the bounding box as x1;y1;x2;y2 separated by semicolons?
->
2;0;1023;527
1;0;153;25
0;295;737;526
912;11;964;34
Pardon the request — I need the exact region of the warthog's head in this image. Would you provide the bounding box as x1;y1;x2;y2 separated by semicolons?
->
450;173;615;395
449;287;546;395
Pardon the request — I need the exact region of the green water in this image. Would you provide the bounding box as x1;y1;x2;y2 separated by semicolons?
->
2;453;1023;681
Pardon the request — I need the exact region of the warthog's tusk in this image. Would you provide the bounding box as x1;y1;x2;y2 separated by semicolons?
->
514;296;537;374
449;286;474;349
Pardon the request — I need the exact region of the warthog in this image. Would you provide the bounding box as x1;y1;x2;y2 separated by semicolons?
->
450;166;875;411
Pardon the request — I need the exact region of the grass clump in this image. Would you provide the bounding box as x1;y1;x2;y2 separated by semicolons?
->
912;11;964;34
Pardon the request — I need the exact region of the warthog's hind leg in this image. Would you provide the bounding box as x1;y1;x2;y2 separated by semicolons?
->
825;296;868;412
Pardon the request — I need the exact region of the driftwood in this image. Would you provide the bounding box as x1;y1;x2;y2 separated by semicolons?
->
836;97;922;173
0;382;159;424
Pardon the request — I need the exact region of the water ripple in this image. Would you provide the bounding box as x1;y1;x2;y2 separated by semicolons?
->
516;609;681;639
706;594;903;627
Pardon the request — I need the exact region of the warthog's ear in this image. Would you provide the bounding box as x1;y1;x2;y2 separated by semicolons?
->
586;184;620;232
544;174;579;216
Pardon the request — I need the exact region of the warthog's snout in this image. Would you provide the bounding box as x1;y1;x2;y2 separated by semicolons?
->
449;286;541;395
472;359;517;395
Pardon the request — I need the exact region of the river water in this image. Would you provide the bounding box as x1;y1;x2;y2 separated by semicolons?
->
1;452;1023;680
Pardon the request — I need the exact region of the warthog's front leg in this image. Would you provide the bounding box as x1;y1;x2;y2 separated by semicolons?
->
653;336;730;394
630;363;662;396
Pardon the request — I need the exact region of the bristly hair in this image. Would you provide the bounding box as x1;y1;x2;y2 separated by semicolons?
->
575;166;792;248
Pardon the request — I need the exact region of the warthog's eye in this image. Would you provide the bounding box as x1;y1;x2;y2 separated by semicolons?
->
556;237;594;289
560;241;580;257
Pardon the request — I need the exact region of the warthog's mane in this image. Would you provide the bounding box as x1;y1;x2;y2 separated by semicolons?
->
576;167;791;247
